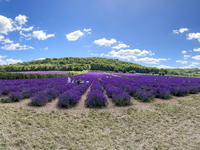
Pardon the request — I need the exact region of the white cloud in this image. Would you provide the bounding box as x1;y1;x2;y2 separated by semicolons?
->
21;26;34;31
0;55;7;59
91;53;98;56
179;62;200;68
2;38;13;44
112;43;130;49
173;28;189;34
193;47;200;52
36;58;46;60
0;15;13;34
65;30;84;41
157;65;175;69
20;31;32;37
134;57;166;64
14;14;28;25
44;47;48;50
179;28;189;33
83;28;91;34
94;38;117;47
184;55;190;58
192;55;200;60
182;50;187;54
176;60;188;64
33;30;54;40
189;50;192;52
0;35;4;41
18;45;34;50
187;32;200;42
1;43;20;50
1;43;34;50
5;58;22;64
108;49;154;61
100;53;104;57
173;30;179;34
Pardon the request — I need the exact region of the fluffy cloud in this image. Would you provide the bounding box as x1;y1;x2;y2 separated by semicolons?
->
176;60;188;64
0;35;4;41
182;50;187;54
112;43;130;49
91;53;98;56
173;28;189;34
179;62;200;68
84;28;91;34
20;31;32;37
2;38;13;44
192;55;200;60
36;58;46;60
0;55;7;59
94;38;117;47
33;30;54;40
66;30;84;41
0;15;13;34
134;57;167;64
5;58;22;64
193;47;200;52
1;43;34;50
108;49;154;61
187;32;200;42
100;53;104;57
14;14;28;25
179;28;189;33
44;47;48;50
157;65;175;69
21;26;34;32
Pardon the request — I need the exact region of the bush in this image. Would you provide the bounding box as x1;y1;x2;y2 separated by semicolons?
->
129;70;136;74
112;92;131;106
30;92;50;106
1;97;12;103
85;90;108;108
134;90;154;102
8;92;23;102
58;90;82;108
45;88;59;102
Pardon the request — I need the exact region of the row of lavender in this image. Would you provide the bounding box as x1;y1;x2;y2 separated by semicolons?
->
0;74;92;106
104;73;200;102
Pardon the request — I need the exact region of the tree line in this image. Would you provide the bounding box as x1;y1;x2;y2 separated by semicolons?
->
0;57;188;77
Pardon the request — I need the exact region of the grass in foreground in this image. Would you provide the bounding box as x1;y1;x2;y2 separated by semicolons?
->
0;96;200;149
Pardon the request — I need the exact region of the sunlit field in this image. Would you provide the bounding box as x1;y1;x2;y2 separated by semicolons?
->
0;72;200;149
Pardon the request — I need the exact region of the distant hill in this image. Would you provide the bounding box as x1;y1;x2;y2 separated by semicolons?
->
0;57;188;76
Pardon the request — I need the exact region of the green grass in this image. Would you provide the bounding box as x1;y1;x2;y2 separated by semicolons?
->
1;96;200;149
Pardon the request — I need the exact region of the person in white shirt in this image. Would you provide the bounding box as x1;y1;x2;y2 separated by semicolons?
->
67;76;71;84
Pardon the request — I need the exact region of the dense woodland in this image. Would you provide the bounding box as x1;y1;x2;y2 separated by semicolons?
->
0;57;194;77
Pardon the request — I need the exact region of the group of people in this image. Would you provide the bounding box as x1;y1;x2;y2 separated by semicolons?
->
66;76;89;85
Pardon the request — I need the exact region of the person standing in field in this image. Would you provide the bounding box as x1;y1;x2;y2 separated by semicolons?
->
98;77;102;84
67;76;71;84
72;78;75;83
76;77;80;85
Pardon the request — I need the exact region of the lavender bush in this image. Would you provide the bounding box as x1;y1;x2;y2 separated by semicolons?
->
85;90;108;108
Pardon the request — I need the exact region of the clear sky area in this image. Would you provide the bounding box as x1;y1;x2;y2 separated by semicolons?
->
0;0;200;69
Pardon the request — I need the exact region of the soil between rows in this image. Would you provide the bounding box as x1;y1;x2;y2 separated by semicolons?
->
0;85;198;115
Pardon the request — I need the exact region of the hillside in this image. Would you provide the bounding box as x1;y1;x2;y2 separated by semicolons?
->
0;57;185;76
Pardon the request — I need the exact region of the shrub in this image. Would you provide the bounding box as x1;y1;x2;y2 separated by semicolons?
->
85;90;108;108
134;90;154;102
30;91;50;106
8;92;23;102
1;97;12;103
112;91;131;106
58;90;82;108
45;88;59;102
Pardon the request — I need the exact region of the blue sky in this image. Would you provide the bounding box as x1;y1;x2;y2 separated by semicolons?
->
0;0;200;69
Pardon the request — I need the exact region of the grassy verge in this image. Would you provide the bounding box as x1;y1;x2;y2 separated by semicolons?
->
1;96;200;149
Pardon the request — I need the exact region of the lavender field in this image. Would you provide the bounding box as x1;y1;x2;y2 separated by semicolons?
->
1;72;200;149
